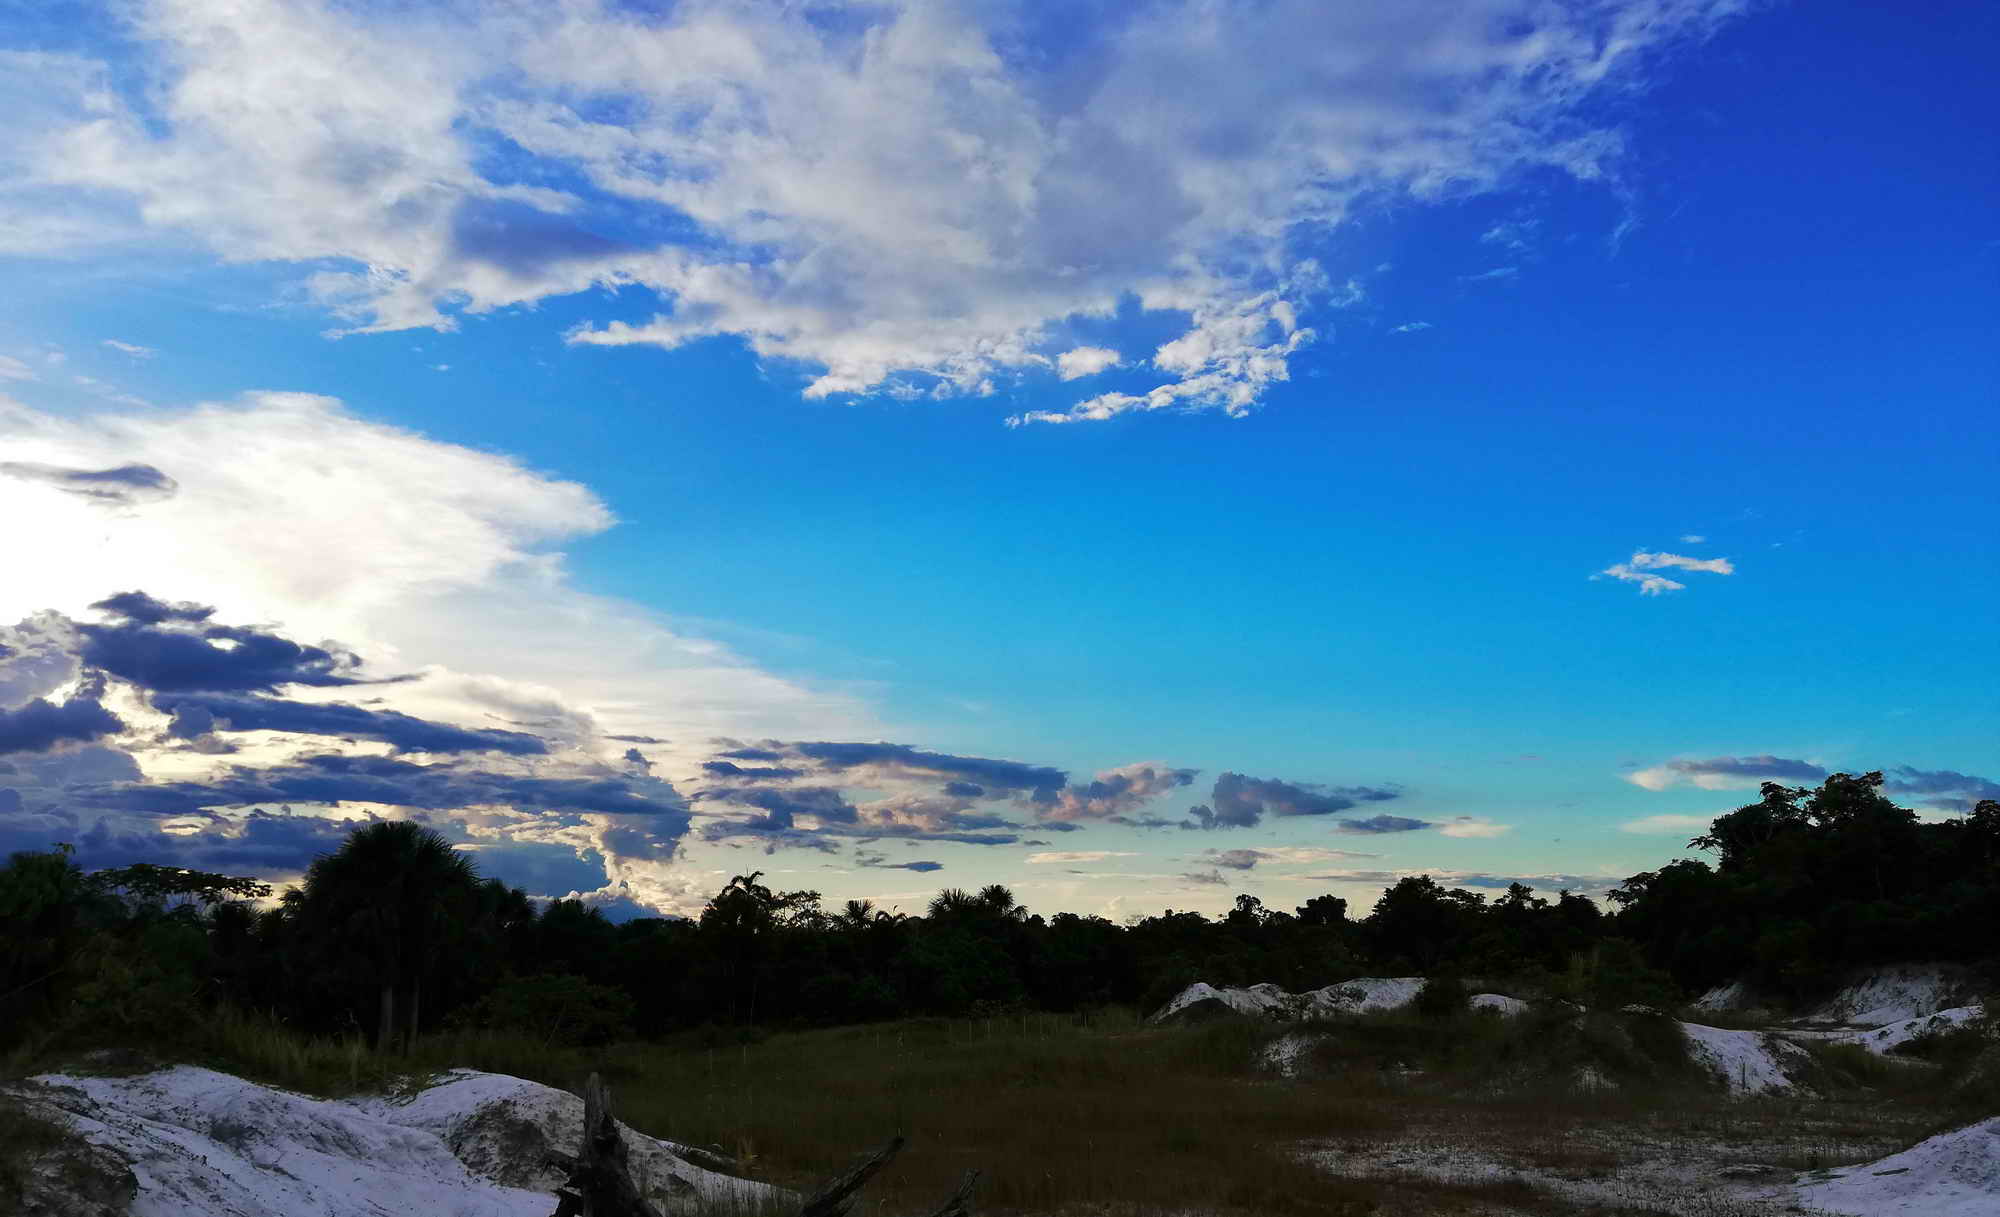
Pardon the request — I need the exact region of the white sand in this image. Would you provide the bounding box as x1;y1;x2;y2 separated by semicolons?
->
1798;1116;2000;1216
1678;1022;1811;1095
17;1065;787;1217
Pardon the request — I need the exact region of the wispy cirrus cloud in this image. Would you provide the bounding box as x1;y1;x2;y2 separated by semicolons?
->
1619;812;1716;835
3;0;1749;424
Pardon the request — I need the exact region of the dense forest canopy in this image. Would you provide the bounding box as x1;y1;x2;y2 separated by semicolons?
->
4;774;1996;1051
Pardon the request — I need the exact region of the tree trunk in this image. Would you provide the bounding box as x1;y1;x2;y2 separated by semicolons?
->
377;982;395;1053
407;975;422;1054
552;1073;662;1217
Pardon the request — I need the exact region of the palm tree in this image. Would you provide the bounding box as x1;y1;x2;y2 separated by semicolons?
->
840;898;878;929
977;884;1028;921
926;887;978;920
292;822;481;1051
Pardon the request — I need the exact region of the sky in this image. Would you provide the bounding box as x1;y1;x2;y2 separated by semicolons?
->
1;0;1994;921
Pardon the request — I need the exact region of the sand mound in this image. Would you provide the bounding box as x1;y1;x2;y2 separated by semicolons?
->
15;1066;786;1217
1808;964;1980;1027
1679;1022;1812;1095
1152;978;1526;1023
1798;1116;2000;1216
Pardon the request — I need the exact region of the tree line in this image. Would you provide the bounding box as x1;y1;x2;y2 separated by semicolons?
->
3;772;1995;1052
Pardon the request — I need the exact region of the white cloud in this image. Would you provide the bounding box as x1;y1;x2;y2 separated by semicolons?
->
1463;266;1520;281
1629;550;1733;575
0;355;39;381
0;389;888;913
1437;816;1512;838
1619;812;1715;834
6;0;1747;422
0;392;875;749
101;340;156;358
1596;564;1685;595
1680;533;1706;544
1055;346;1121;381
1027;850;1138;865
1390;321;1434;334
1595;547;1735;594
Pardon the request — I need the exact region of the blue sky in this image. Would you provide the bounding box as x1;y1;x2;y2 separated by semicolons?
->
1;0;1994;918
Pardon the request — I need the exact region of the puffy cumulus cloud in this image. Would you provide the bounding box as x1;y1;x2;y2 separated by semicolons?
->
1887;767;2000;813
1595;548;1735;595
0;393;875;749
1625;754;1826;792
6;0;1746;422
1182;771;1403;830
1055;347;1121;381
1619;812;1716;835
1044;762;1198;823
0;693;123;754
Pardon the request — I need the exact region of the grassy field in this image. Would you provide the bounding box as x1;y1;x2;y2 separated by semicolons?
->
8;1003;1982;1216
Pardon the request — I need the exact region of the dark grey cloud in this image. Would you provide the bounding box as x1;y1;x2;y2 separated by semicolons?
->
702;760;805;779
714;746;785;761
1180;868;1229;885
605;734;665;745
1335;814;1433;834
64;811;367;874
0;461;178;507
1111;813;1180;830
1658;755;1828;783
859;855;943;873
460;841;610;896
1204;848;1263;870
80;594;382;692
1887;766;2000;810
89;592;212;625
0;695;123;754
943;781;985;798
63;753;691;834
719;785;859;828
792;741;1066;801
155;691;547;755
1182;772;1402;830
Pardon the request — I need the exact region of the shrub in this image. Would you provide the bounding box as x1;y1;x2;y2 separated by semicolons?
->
453;974;634;1047
1413;975;1468;1018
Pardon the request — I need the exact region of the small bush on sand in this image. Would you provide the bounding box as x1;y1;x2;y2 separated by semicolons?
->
1413;975;1469;1018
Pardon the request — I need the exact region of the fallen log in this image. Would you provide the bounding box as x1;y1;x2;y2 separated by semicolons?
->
798;1136;980;1217
551;1074;981;1217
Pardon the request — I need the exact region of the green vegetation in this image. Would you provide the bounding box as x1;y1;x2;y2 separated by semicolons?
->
4;774;1997;1069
